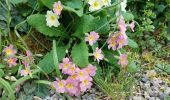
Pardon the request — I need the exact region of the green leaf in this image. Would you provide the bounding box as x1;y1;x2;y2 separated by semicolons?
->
0;64;5;68
40;0;56;9
94;16;110;34
0;69;4;77
122;12;134;21
38;51;55;74
71;42;89;68
128;38;138;48
56;46;67;62
128;61;139;73
10;0;28;4
27;14;65;37
53;40;62;79
73;15;95;38
0;77;15;100
65;0;83;9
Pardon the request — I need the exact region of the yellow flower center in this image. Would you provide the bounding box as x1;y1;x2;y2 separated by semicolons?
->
50;15;56;21
70;66;75;71
64;63;69;68
58;82;64;88
89;35;94;41
86;68;91;74
6;49;12;55
94;52;100;59
83;79;88;85
66;83;73;89
8;59;13;64
57;5;61;11
93;2;99;8
79;72;84;77
71;74;77;79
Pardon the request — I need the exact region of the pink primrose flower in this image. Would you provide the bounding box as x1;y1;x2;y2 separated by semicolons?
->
7;58;17;67
52;80;66;93
83;64;97;76
80;76;93;92
93;47;104;63
118;54;128;67
3;44;17;56
59;57;72;74
53;1;63;15
85;31;99;46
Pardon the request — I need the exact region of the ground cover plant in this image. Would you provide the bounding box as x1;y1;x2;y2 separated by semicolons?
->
0;0;170;100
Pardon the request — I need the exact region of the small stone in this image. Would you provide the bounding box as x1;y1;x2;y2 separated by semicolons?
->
165;87;170;95
146;70;157;78
132;96;143;100
149;97;156;100
144;92;150;99
33;96;42;100
141;76;148;83
159;92;165;100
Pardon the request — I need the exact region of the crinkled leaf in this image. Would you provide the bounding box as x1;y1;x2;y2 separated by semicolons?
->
73;15;95;38
71;42;89;68
38;51;55;74
65;0;83;9
27;14;65;37
0;69;4;77
128;38;138;48
122;12;134;21
10;0;28;4
94;16;110;34
40;0;56;9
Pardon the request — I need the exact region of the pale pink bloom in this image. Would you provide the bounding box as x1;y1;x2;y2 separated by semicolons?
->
76;69;89;81
83;64;97;76
22;60;29;67
3;44;17;56
116;33;128;49
118;18;127;34
7;58;17;67
67;64;77;75
107;34;118;50
118;54;128;67
80;77;93;92
15;85;20;92
26;50;33;62
85;31;99;46
59;58;72;74
107;32;128;50
53;1;63;15
52;80;66;93
129;21;135;32
93;47;104;63
65;78;79;95
20;68;31;76
68;73;79;81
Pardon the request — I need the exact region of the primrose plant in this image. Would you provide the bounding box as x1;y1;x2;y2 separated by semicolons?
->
1;0;136;98
40;0;135;96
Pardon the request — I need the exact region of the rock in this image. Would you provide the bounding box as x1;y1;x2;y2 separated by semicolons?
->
33;96;42;100
159;92;165;100
132;96;143;100
165;87;170;95
146;70;157;78
141;76;148;83
144;92;150;99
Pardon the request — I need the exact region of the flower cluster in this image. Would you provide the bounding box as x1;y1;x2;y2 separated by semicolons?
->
52;58;96;96
20;50;33;76
46;1;63;27
2;44;33;76
85;31;104;62
88;0;111;12
3;44;17;67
